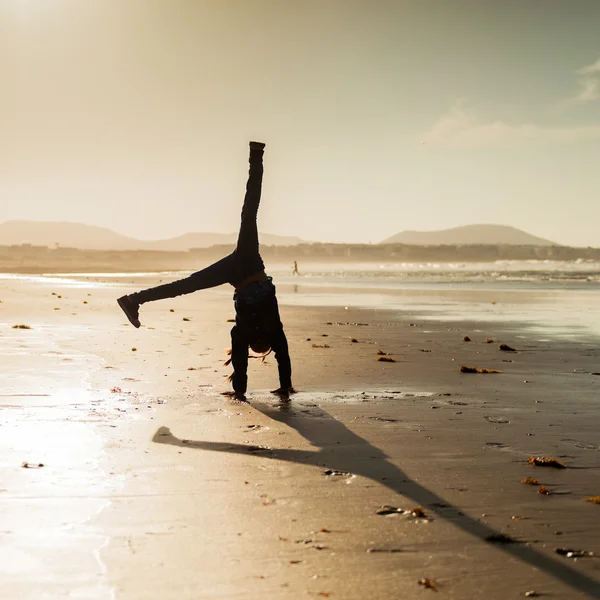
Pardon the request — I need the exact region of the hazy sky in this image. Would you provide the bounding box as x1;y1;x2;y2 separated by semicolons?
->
2;0;600;245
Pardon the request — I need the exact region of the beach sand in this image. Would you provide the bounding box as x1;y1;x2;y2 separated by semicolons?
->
1;276;599;599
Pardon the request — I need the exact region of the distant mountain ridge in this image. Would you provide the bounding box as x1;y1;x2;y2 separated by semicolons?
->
0;221;560;250
0;221;305;250
381;224;558;246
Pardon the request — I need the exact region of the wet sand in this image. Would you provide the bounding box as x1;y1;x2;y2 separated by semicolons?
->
1;277;600;599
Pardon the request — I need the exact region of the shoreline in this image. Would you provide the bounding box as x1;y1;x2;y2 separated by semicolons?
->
1;277;599;598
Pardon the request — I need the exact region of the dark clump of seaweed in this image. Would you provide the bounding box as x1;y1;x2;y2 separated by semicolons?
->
460;365;501;374
522;477;541;485
583;496;600;504
409;506;430;520
376;505;405;516
499;343;517;352
377;356;397;363
12;324;32;329
528;456;566;469
462;335;471;342
555;548;595;558
418;578;438;591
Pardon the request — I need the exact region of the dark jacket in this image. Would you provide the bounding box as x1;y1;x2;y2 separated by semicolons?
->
230;278;291;395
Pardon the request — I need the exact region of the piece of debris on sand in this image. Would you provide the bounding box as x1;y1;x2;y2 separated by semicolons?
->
583;496;600;504
376;349;390;355
377;356;397;363
409;506;431;520
12;324;32;329
522;477;541;485
462;335;471;342
499;343;517;352
21;462;44;468
484;337;495;343
528;456;566;469
376;505;405;516
350;338;359;343
538;485;552;495
312;343;330;349
555;547;595;558
418;578;438;591
460;365;501;374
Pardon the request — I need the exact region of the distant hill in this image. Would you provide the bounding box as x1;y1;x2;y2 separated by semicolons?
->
0;221;305;250
142;232;304;251
380;224;558;246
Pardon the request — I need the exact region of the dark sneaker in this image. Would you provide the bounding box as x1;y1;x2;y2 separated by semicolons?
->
117;295;141;328
249;141;265;151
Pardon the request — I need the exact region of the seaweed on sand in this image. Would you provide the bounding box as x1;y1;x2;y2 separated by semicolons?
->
460;365;501;374
583;496;600;504
418;578;438;591
528;456;566;469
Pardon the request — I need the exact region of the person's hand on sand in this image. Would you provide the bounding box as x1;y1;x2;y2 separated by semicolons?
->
221;390;247;401
270;387;297;399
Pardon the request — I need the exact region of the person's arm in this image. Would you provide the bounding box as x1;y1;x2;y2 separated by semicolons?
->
270;326;293;394
230;326;249;396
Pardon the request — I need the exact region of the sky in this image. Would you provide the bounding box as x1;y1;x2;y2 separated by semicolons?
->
1;0;600;246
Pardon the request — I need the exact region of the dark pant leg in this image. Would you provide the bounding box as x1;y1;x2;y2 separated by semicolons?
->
132;254;234;304
232;149;264;273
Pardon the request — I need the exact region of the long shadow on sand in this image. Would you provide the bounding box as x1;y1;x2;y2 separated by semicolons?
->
153;399;600;599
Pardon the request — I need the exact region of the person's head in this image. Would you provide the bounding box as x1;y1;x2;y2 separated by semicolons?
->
250;340;271;355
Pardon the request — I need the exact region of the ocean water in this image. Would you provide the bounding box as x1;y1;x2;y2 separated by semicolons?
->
268;262;600;340
2;260;599;340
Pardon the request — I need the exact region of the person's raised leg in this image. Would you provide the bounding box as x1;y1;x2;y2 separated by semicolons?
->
235;141;265;259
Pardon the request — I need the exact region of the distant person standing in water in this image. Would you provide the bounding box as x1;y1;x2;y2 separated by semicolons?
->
117;142;294;400
292;260;299;276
